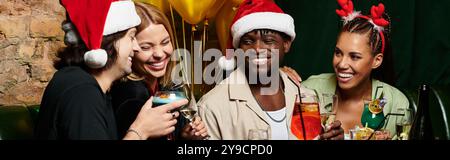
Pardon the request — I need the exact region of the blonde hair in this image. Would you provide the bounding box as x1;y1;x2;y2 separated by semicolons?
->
128;2;176;89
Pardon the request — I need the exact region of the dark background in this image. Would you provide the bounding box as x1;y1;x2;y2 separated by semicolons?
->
275;0;450;88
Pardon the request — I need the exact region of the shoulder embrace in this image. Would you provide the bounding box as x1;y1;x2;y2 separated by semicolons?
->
302;73;335;86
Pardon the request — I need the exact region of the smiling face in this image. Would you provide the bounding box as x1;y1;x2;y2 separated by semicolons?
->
239;30;292;77
333;31;383;91
134;23;173;79
114;28;140;76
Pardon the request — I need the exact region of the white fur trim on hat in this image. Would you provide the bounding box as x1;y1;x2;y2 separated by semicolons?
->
218;56;236;71
84;49;108;68
231;12;295;48
103;0;141;35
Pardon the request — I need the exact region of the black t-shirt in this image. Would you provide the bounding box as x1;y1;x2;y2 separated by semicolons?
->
35;66;118;140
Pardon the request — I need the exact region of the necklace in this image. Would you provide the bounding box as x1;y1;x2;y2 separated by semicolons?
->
252;81;287;123
265;110;286;123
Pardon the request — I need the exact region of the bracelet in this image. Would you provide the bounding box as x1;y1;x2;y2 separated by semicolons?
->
127;129;142;140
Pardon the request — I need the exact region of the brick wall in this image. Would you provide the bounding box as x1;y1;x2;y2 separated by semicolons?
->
0;0;65;106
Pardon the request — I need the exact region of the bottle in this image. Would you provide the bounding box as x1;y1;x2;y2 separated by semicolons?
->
409;85;434;140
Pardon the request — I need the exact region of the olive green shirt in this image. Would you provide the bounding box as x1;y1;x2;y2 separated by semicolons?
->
302;73;410;139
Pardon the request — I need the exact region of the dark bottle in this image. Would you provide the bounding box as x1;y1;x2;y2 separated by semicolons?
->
409;85;434;140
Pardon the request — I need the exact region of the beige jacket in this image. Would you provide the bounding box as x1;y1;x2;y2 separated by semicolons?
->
198;68;316;140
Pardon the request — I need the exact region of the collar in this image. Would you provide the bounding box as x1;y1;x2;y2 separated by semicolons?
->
227;68;299;126
321;74;384;112
228;68;298;101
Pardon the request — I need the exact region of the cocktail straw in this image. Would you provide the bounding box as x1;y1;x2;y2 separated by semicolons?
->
288;76;307;140
374;86;383;100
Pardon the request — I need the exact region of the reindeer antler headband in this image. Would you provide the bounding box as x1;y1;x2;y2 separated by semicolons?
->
336;0;389;54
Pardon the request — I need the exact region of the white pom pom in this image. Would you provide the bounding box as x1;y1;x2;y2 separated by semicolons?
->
84;49;108;69
218;56;235;71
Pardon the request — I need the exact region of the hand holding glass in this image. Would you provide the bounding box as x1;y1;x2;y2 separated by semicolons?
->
320;94;338;130
396;108;413;140
152;90;186;140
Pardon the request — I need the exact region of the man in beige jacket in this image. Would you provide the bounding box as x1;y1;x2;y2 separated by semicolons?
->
198;0;344;140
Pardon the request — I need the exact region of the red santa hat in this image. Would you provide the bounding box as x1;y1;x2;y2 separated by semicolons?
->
231;0;295;48
61;0;141;68
219;0;295;71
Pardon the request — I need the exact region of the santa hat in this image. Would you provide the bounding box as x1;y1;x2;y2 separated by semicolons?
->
231;0;295;48
61;0;141;68
218;0;295;71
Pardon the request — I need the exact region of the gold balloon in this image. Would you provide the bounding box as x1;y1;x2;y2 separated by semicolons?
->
215;0;243;51
133;0;170;13
168;0;216;24
205;0;226;19
232;0;245;6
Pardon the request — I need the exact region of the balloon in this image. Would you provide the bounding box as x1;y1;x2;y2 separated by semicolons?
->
215;0;243;51
168;0;216;24
205;0;226;19
134;0;170;13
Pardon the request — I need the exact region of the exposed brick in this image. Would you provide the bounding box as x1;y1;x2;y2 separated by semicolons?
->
0;37;20;49
17;39;36;61
30;16;64;38
0;0;31;16
0;60;28;104
1;82;45;105
0;45;17;61
31;0;65;16
0;16;29;38
0;60;29;83
31;59;55;83
0;0;69;105
31;40;60;82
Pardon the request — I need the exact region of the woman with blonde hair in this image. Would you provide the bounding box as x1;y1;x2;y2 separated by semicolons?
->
111;2;208;140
